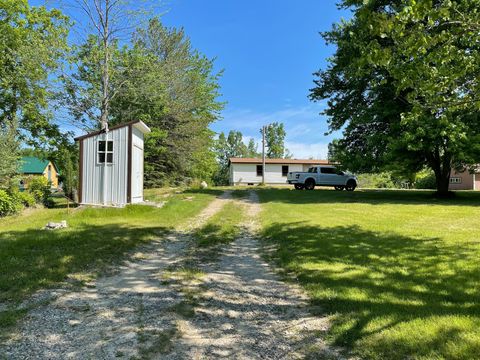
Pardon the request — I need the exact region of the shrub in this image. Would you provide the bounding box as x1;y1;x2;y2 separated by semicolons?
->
15;191;36;207
27;176;51;205
414;169;437;189
357;172;396;189
0;190;19;217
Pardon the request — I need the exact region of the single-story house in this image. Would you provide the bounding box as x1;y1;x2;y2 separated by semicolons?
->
228;158;331;186
74;120;151;206
449;168;480;191
19;156;60;188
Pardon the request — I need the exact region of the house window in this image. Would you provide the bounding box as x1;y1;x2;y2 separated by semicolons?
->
256;165;263;177
450;177;462;184
282;165;289;177
98;140;113;164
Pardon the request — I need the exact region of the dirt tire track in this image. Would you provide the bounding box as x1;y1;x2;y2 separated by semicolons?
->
166;191;346;360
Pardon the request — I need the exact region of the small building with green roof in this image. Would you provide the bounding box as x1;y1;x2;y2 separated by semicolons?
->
19;156;59;188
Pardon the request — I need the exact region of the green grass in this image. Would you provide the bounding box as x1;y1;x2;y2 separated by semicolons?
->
257;188;480;360
194;201;245;247
0;189;216;317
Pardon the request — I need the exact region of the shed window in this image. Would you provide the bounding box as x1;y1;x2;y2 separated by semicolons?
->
256;165;263;177
282;165;289;176
450;177;462;184
98;140;113;164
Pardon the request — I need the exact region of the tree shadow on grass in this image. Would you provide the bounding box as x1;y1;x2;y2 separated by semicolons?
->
262;222;480;359
256;187;480;207
0;223;171;305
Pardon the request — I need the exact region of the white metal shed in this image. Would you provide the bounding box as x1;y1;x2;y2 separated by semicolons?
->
74;120;151;206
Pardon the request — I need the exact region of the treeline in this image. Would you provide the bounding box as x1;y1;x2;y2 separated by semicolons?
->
214;122;290;184
0;0;223;194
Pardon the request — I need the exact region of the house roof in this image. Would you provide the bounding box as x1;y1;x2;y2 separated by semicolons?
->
229;158;331;165
74;120;151;141
20;156;57;174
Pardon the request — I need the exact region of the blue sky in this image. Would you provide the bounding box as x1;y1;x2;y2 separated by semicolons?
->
161;1;350;159
35;0;351;159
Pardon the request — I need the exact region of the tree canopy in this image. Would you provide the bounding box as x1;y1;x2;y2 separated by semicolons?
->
0;0;69;146
110;18;224;186
311;0;480;194
263;122;290;159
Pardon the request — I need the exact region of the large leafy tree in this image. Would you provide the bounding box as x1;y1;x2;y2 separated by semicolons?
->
0;0;69;145
110;18;224;186
0;123;18;186
246;138;260;158
311;0;480;195
59;0;152;131
263;122;289;158
213;130;249;185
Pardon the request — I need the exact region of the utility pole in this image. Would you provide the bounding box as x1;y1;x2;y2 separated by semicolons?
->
262;125;266;184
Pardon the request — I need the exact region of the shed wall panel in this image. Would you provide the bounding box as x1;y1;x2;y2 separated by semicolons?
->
81;127;128;205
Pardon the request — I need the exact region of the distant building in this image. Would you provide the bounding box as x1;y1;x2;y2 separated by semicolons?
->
19;156;59;188
449;168;480;191
74;120;151;206
228;158;331;186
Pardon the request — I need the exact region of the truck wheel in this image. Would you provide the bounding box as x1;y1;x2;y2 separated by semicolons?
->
334;186;344;191
305;179;315;190
294;184;304;190
345;180;356;192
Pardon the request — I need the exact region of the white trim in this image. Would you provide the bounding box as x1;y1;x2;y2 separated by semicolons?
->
133;121;151;134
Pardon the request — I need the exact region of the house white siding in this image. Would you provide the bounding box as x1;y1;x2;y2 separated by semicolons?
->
231;163;304;185
81;126;129;205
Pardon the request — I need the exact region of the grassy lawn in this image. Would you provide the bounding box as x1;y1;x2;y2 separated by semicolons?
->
257;188;480;360
194;201;245;247
0;189;219;329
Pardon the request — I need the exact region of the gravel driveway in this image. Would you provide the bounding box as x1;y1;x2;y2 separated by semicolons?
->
1;191;345;360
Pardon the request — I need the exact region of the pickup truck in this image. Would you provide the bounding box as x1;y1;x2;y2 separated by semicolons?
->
286;165;358;191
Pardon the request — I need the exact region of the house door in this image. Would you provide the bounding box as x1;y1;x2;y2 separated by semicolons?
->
48;165;52;182
131;144;144;203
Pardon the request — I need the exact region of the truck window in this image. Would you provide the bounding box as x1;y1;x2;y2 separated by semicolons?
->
308;167;317;173
320;167;336;174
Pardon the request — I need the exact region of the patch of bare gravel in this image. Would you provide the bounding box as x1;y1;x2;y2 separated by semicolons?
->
165;191;347;360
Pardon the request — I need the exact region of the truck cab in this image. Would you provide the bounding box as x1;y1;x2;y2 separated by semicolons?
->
287;165;357;191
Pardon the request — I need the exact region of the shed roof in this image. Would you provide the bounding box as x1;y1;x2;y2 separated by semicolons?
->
20;156;57;174
74;120;151;141
229;158;331;165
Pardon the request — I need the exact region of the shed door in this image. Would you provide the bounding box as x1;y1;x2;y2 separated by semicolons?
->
131;144;144;203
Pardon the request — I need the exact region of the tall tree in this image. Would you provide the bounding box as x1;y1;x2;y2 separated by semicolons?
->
109;18;224;186
0;0;69;145
311;0;480;195
263;122;288;158
213;130;249;185
0;123;19;186
246;138;259;158
60;0;150;130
